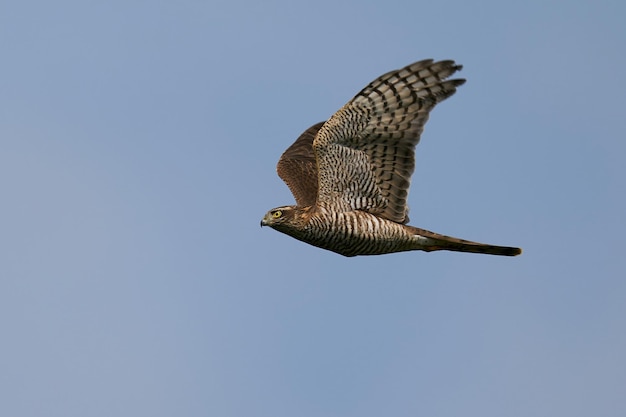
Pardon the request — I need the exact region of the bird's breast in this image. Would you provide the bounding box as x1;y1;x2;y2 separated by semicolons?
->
299;210;413;256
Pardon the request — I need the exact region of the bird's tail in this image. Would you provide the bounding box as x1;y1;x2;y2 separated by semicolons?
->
407;226;522;256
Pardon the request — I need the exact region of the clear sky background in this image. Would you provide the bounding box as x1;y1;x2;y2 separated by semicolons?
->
1;1;625;416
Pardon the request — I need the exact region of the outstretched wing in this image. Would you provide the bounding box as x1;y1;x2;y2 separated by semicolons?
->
313;59;465;223
276;122;325;207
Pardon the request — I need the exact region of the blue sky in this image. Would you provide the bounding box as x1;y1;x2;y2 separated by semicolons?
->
1;1;625;416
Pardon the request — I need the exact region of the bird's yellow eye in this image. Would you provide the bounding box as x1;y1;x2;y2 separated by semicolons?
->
272;210;282;218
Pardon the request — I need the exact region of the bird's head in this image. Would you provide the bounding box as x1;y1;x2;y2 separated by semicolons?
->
260;206;298;229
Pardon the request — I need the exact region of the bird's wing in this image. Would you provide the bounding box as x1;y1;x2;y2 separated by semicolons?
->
276;122;325;207
312;59;465;223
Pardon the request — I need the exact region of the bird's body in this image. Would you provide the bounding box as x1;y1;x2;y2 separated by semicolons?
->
261;59;521;257
264;205;520;257
266;206;416;257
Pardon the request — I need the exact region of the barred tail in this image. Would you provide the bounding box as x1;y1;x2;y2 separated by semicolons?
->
408;226;522;257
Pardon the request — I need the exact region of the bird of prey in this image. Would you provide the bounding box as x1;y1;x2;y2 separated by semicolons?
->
261;59;521;257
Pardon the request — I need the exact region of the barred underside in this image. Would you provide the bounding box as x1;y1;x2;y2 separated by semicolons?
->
271;207;521;257
295;209;417;257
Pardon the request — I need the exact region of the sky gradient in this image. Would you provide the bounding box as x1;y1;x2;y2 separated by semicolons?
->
1;1;625;416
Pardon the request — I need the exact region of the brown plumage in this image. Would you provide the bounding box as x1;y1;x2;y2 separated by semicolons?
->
261;59;522;257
